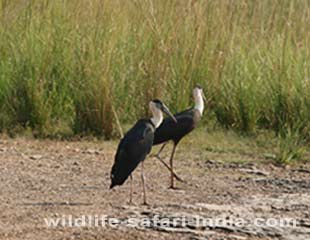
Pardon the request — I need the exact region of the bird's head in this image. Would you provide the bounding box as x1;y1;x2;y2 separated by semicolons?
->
149;99;177;123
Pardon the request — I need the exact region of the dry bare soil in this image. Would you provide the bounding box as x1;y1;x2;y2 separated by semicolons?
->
0;135;309;240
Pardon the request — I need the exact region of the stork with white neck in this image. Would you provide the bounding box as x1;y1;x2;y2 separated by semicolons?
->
153;85;206;189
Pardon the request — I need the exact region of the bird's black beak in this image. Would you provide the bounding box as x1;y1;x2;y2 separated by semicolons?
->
162;105;177;123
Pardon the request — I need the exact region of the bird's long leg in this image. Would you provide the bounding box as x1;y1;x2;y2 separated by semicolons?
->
156;142;167;158
141;161;147;205
129;174;133;205
169;144;177;189
154;154;185;183
149;142;167;159
152;142;185;183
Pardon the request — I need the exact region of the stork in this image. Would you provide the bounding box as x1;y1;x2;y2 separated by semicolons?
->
153;86;205;189
110;99;177;204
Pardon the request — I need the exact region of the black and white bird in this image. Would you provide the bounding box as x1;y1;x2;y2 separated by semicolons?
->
153;86;205;189
110;99;177;204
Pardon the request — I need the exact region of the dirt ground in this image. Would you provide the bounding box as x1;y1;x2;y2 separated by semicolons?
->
0;135;309;240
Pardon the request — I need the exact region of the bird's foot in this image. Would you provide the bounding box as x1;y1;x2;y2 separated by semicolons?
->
142;201;149;206
175;175;186;183
168;185;181;190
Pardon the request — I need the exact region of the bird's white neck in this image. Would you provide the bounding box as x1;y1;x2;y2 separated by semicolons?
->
149;102;164;128
194;93;204;115
150;109;163;128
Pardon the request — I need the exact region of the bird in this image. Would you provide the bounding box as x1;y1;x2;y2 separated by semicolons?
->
110;99;177;205
153;86;205;189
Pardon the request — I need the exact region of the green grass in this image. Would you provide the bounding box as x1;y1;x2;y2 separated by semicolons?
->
167;128;309;166
1;0;310;162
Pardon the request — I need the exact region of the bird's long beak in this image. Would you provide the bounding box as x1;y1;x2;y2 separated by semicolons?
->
162;105;177;123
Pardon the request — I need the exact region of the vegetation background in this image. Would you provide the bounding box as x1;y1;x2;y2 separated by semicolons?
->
0;0;310;162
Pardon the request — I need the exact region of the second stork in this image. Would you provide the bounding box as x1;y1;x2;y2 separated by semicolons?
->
153;86;205;189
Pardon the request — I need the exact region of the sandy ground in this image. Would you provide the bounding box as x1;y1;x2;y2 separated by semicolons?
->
0;137;309;240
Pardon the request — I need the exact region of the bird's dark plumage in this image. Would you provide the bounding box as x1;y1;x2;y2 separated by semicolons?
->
152;87;204;189
153;108;201;145
110;119;155;189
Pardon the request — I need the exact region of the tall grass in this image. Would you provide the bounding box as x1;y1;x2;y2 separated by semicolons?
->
0;0;310;145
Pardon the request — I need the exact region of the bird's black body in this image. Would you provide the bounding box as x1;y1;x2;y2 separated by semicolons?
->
154;108;201;145
110;119;155;189
152;107;202;188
